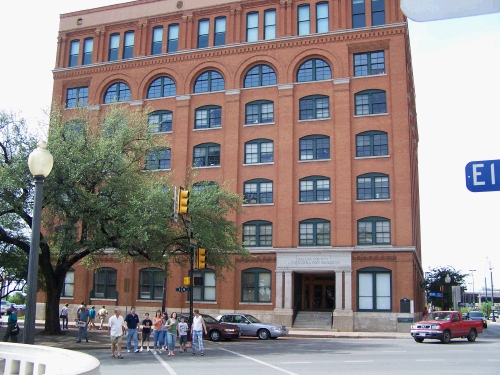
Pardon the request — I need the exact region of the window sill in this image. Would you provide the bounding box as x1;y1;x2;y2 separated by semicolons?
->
243;122;275;127
355;198;391;202
242;203;274;207
184;301;218;304
352;73;387;79
193;127;222;131
298;200;332;205
353;113;388;118
238;302;273;306
354;155;390;160
193;165;221;169
298;117;331;123
150;130;173;135
144;95;176;101
142;168;171;173
60;297;74;300
243;162;274;166
90;298;118;302
298;158;331;163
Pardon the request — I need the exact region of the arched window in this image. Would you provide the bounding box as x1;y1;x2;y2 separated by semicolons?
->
244;139;273;164
139;268;164;300
244;179;273;204
194;70;225;93
297;58;331;82
300;176;330;202
357;173;389;200
61;269;75;297
193;143;220;167
299;219;330;246
355;131;388;157
193;181;218;193
241;268;272;302
357;267;392;311
245;100;274;124
195;105;222;129
148;111;173;133
147;76;176;98
299;135;330;160
299;95;330;120
357;216;390;245
145;147;171;170
91;268;117;299
354;90;387;115
244;65;277;88
243;221;272;247
103;82;130;103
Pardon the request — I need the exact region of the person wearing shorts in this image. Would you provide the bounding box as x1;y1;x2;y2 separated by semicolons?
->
98;306;108;330
178;315;188;353
108;308;125;359
140;313;152;352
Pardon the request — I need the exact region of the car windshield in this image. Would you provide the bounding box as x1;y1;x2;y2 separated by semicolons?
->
245;315;261;323
203;315;217;324
424;312;451;321
468;312;484;318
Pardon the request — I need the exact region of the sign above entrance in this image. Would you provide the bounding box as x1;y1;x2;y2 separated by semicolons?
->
277;251;351;271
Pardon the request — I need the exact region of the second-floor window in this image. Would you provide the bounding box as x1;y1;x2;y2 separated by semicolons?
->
264;9;276;40
123;31;134;59
355;90;387;115
145;148;171;170
354;51;385;76
299;95;330;120
300;176;331;202
148;111;173;133
66;87;88;108
357;216;391;245
356;131;388;157
247;12;259;42
244;179;273;204
69;40;79;67
152;26;163;54
357;173;390;200
109;33;120;61
316;2;329;33
245;100;274;124
195;106;222;129
82;38;93;65
243;221;272;247
214;17;226;46
299;219;330;246
245;139;274;164
193;143;220;167
300;135;330;160
198;19;209;48
298;4;310;35
168;24;179;52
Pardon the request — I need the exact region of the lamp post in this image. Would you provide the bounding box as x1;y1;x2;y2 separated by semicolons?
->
469;269;476;308
444;274;451;310
490;262;496;322
23;141;53;345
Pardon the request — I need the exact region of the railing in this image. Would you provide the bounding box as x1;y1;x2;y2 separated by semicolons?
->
0;343;100;375
292;300;301;326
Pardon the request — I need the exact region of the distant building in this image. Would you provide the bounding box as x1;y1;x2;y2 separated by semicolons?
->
47;0;423;331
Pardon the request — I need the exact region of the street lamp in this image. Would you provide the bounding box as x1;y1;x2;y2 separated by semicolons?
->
490;262;496;322
469;269;476;308
444;274;451;310
23;141;53;345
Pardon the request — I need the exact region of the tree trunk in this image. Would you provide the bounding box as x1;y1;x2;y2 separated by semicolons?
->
44;276;64;335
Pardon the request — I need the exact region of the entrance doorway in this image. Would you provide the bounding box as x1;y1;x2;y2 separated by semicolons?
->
302;275;335;311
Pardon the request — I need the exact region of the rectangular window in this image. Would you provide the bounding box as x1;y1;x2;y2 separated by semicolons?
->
358;271;391;311
371;0;386;26
109;33;120;61
152;26;163;54
198;19;209;48
354;51;385;76
352;0;366;28
214;17;226;46
82;38;93;65
167;24;179;53
66;87;88;108
123;31;134;59
247;12;259;42
298;4;310;35
316;2;329;33
61;270;74;297
69;40;80;67
264;9;276;40
192;271;216;301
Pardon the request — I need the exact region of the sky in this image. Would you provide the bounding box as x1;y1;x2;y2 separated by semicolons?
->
0;1;499;293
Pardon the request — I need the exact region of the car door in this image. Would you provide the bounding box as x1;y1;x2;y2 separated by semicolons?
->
233;315;253;336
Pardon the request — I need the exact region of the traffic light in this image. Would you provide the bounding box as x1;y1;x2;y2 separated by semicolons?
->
183;277;191;286
197;247;206;269
178;188;190;215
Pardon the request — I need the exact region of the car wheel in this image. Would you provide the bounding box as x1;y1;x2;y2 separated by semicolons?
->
414;337;424;343
441;330;451;344
467;329;476;342
258;329;270;340
210;330;221;342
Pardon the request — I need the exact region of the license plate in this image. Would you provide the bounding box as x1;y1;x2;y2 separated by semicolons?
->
418;332;426;336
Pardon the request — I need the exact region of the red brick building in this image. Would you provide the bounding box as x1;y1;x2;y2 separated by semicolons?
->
48;0;423;331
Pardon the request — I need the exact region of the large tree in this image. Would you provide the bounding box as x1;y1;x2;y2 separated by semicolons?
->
0;106;245;334
420;266;467;310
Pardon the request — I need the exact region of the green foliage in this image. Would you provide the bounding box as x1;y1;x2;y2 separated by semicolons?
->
7;292;26;305
421;266;467;310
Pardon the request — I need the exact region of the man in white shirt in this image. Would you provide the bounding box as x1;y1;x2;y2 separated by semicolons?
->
108;308;125;359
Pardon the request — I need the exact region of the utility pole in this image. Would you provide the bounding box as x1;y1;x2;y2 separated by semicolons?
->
469;269;476;308
490;262;496;322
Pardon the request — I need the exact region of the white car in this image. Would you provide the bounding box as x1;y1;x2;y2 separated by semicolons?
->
0;300;12;316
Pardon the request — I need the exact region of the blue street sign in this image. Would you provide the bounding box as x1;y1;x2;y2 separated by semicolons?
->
429;292;442;297
465;159;500;192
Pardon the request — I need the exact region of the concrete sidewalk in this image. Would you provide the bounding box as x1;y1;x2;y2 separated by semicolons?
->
0;319;411;350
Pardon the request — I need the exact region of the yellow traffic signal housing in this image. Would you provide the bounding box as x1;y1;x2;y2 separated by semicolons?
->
178;188;190;214
183;277;191;286
197;248;206;269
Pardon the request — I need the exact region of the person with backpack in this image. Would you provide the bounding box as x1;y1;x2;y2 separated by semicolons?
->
2;306;19;342
60;303;69;329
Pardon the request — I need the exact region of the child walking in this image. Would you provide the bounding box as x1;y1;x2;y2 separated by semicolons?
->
178;315;188;353
140;313;152;352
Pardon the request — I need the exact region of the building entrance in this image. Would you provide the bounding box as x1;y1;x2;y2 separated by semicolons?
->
302;275;335;311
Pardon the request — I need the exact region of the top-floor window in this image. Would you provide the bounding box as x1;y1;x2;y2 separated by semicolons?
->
354;51;385;76
264;9;276;40
69;40;79;67
194;70;225;93
198;19;209;48
244;65;277;88
168;24;179;53
152;26;163;55
123;31;134;59
297;58;332;82
109;33;120;61
298;4;310;35
356;131;388;157
316;2;329;33
372;0;386;26
214;17;226;46
103;82;130;103
147;76;176;98
82;38;93;65
247;12;259;42
352;0;366;28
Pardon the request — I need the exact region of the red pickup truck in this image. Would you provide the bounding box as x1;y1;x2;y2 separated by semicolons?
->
410;311;483;344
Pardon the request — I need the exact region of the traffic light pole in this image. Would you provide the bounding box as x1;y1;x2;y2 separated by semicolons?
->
189;242;195;329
